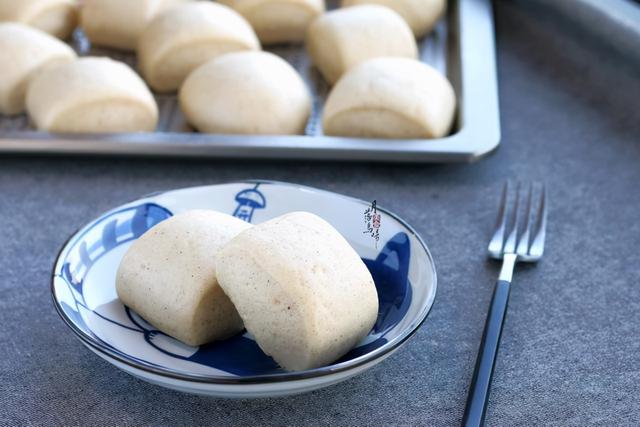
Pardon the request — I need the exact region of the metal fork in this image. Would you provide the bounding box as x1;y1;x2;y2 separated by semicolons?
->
462;183;548;427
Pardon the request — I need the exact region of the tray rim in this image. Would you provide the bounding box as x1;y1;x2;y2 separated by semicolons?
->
0;0;501;163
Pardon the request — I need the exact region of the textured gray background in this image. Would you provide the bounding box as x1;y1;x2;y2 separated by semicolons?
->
1;1;639;426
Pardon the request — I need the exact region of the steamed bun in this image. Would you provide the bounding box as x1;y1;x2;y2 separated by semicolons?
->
116;210;251;346
216;212;379;371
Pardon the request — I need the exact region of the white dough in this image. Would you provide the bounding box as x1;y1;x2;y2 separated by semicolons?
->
342;0;446;38
323;57;456;139
180;51;311;135
218;0;324;45
216;212;379;371
116;210;252;347
0;0;78;39
306;5;417;85
0;23;76;115
26;57;158;133
81;0;188;51
138;1;260;92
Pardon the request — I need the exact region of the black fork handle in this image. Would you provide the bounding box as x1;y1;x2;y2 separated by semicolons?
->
462;280;512;427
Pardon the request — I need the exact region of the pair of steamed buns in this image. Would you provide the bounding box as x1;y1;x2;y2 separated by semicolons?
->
306;3;455;139
0;23;157;131
134;1;312;135
0;1;161;132
116;210;379;372
307;0;447;85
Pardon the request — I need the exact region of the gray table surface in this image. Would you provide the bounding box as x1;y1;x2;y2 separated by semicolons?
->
1;1;639;426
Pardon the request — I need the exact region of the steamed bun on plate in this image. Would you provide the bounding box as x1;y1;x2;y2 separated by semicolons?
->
341;0;446;38
216;212;379;371
81;0;189;51
26;57;158;133
323;57;456;139
218;0;324;45
138;1;260;92
116;210;251;347
0;0;78;39
0;23;76;115
306;4;417;85
180;51;311;135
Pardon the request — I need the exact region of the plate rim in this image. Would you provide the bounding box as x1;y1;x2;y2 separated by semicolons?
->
51;179;438;385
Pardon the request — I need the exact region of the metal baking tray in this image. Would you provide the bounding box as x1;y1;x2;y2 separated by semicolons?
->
0;0;500;163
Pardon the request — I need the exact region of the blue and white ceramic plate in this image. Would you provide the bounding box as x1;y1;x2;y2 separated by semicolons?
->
52;180;437;398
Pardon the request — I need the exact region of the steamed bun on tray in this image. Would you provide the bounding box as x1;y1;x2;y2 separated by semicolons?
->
0;23;76;115
180;51;311;135
116;211;251;347
218;0;324;45
81;0;189;51
0;0;78;40
341;0;446;38
323;57;456;139
138;1;260;92
216;212;379;371
26;57;158;133
306;4;418;85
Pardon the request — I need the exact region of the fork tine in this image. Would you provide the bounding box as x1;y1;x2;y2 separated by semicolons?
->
529;184;547;258
503;182;521;254
516;183;534;256
488;182;510;256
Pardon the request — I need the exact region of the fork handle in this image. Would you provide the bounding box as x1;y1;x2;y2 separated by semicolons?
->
462;279;512;427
